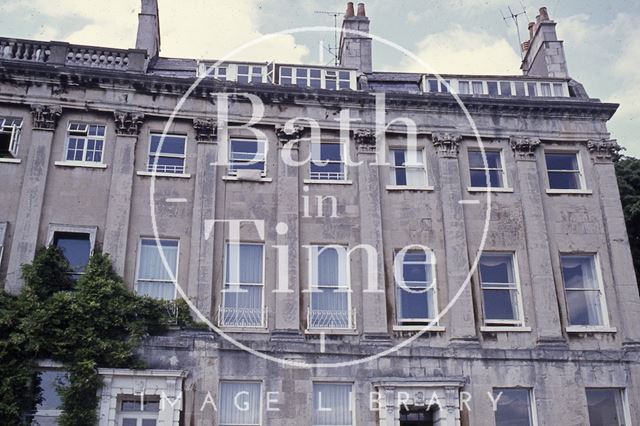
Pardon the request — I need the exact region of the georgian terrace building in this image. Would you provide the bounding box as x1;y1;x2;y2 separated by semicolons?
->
1;1;639;425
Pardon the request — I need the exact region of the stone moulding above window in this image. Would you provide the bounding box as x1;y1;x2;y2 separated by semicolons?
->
274;123;305;143
113;111;144;136
193;118;217;142
510;136;540;161
46;224;98;253
354;129;376;153
432;132;461;158
30;104;62;130
587;138;620;163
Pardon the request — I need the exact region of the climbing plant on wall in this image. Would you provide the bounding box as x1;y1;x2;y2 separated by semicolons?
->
0;246;197;425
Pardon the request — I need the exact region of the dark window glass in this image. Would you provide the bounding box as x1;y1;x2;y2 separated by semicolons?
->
428;79;438;92
487;81;499;96
527;82;537;96
37;371;67;411
515;82;526;96
54;232;91;278
545;153;581;190
494;388;533;426
150;135;185;155
586;389;625;426
500;81;512;96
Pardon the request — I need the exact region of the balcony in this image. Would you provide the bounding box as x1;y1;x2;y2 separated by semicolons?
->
307;308;357;331
217;305;267;328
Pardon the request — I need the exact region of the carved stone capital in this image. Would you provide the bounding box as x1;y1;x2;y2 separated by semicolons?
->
275;124;305;143
354;129;376;153
510;136;540;161
588;138;620;162
114;111;144;136
30;104;62;130
193;118;217;142
432;132;461;158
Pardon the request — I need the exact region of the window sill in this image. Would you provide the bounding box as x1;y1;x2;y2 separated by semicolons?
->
481;326;531;333
303;179;353;185
304;328;358;335
219;326;270;334
566;326;617;334
137;171;192;179
55;161;107;169
386;185;434;192
546;189;592;195
222;175;273;183
467;187;514;193
0;157;21;164
393;325;445;332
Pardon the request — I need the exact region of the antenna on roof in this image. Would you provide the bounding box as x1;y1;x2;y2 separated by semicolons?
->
314;10;342;66
501;3;529;59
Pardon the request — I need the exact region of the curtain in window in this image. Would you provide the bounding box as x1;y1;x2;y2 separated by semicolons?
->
311;247;349;328
562;256;603;326
586;388;625;426
137;240;178;300
220;382;261;425
226;244;263;285
313;384;352;426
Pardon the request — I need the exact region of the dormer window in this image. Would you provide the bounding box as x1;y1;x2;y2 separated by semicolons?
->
0;117;23;158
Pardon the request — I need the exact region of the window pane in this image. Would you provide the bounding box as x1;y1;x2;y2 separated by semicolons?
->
405;167;427;187
220;382;261;425
472;81;483;94
317;247;340;287
565;290;603;326
548;171;580;190
225;243;263;285
483;289;518;320
459;81;470;94
500;81;512;96
469;150;502;169
428;79;438;92
515;82;526;96
142;420;157;426
150;135;186;155
122;420;137;426
561;256;598;289
527;82;537;96
479;254;514;285
546;153;579;171
313;384;352;426
53;232;91;275
493;388;533;426
586;389;625;426
487;81;499;96
37;371;66;410
397;288;433;320
318;143;342;162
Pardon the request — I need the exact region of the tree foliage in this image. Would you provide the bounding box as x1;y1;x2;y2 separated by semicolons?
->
0;246;197;425
615;155;640;284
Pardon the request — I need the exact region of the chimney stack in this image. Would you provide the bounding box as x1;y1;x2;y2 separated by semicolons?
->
136;0;161;60
338;2;372;73
520;6;569;78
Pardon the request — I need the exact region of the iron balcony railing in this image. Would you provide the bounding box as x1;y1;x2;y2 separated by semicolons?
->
217;305;268;328
307;308;356;331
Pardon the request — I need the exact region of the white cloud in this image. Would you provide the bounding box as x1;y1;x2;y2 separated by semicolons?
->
399;25;522;75
9;0;309;63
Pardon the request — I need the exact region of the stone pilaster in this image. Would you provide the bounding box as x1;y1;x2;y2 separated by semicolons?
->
590;139;640;345
5;105;61;293
103;112;144;276
355;129;389;339
433;133;477;342
510;136;564;345
272;124;304;338
187;118;218;318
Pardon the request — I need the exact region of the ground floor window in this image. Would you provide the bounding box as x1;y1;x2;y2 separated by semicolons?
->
313;383;353;426
219;381;261;426
399;405;437;425
493;388;535;426
586;388;628;426
117;396;160;426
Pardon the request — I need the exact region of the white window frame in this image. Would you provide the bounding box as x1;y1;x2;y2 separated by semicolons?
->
394;249;439;326
134;238;180;301
63;121;107;165
560;253;612;331
227;138;267;177
478;252;525;327
116;395;161;426
492;387;538;426
312;382;355;426
544;150;588;193
0;222;6;268
147;133;187;175
221;242;266;328
0;116;23;158
585;388;632;426
467;148;508;190
219;380;263;426
309;141;347;182
307;245;353;331
279;66;356;90
388;147;429;189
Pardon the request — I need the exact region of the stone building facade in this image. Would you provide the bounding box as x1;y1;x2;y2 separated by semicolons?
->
1;1;639;425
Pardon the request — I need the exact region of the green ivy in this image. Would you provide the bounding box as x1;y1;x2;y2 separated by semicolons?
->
0;246;199;425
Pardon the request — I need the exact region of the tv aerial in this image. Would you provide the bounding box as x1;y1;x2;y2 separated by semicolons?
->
314;10;342;66
501;2;530;59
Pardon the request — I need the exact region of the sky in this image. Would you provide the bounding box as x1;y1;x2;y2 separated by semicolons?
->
0;0;639;156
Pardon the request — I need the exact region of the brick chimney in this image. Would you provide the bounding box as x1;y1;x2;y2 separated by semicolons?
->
338;2;372;73
520;7;568;78
136;0;161;59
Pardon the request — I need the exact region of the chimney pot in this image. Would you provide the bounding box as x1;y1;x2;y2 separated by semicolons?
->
528;21;535;38
521;40;530;53
535;15;541;24
346;2;355;17
539;7;549;21
357;2;366;17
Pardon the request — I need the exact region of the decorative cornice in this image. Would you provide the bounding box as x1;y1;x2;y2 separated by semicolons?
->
193;118;217;142
587;139;620;163
510;136;540;161
114;111;144;136
432;132;461;158
354;129;376;153
274;124;304;143
30;104;62;130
